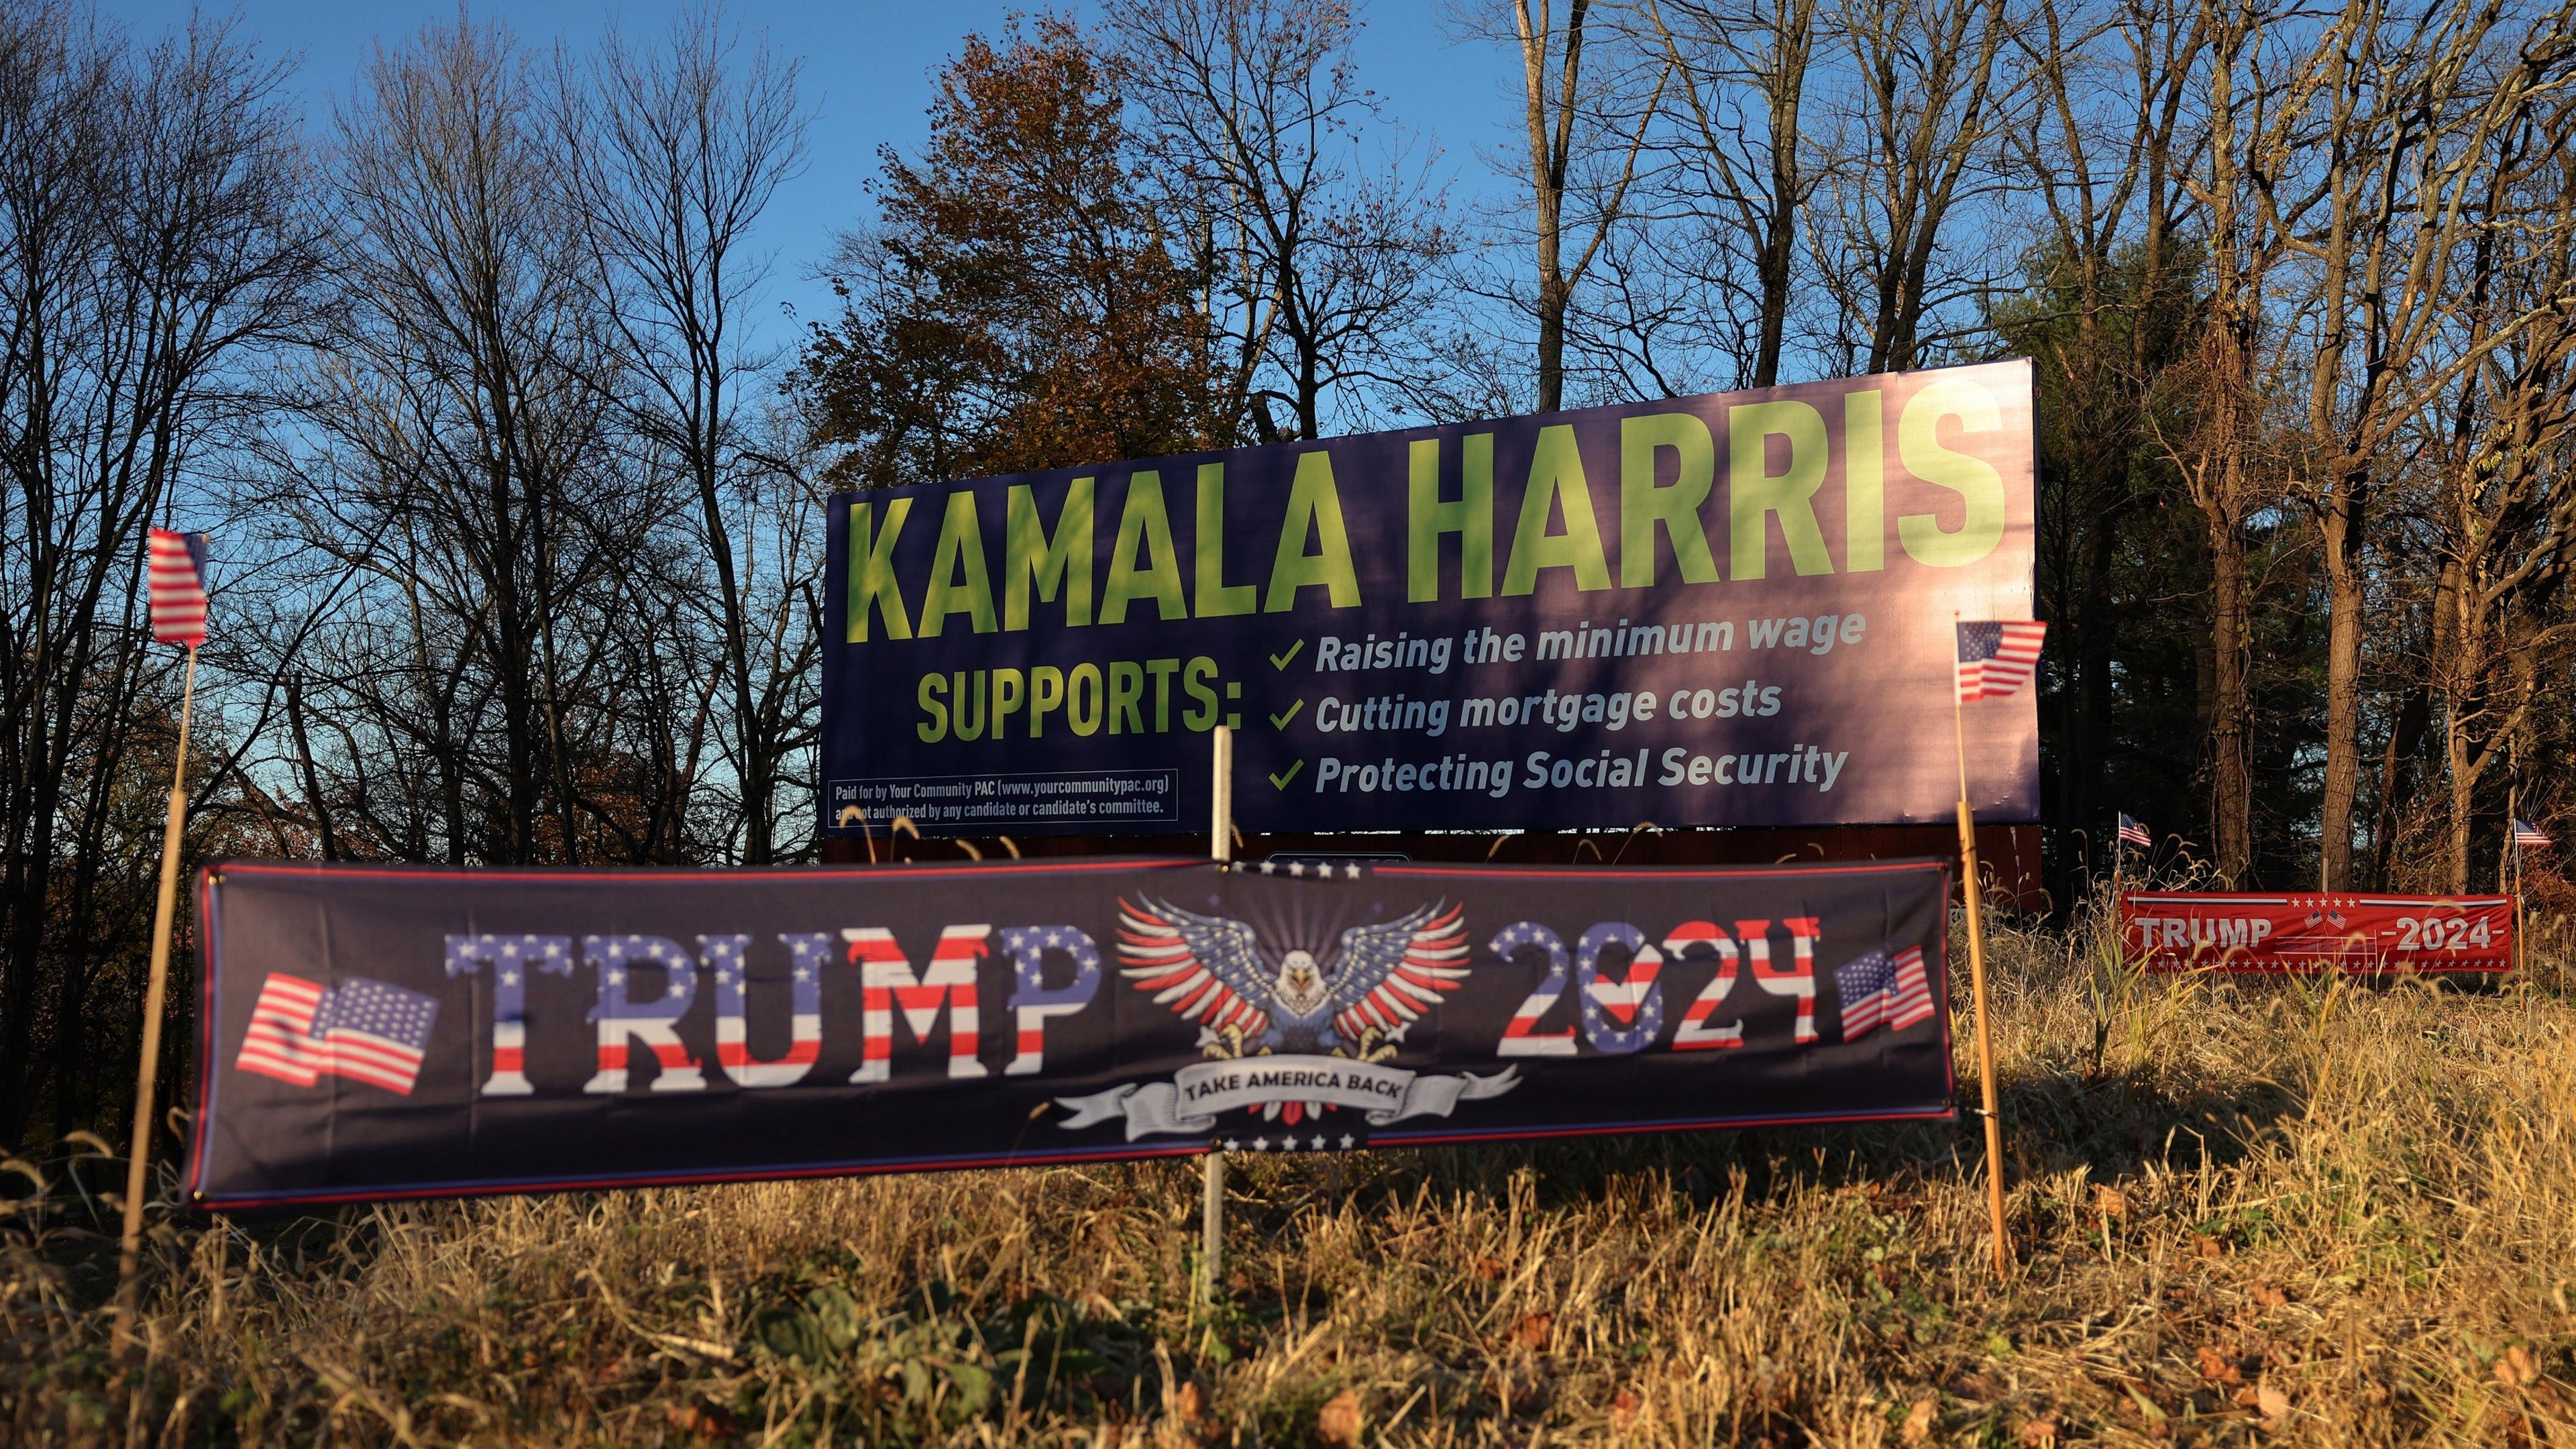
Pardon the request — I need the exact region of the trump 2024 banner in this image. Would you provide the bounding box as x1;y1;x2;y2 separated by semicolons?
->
2119;893;2514;973
822;361;2036;837
186;857;1954;1209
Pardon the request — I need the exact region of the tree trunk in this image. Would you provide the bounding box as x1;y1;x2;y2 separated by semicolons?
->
2445;718;2477;894
2317;481;2365;888
2206;506;2253;885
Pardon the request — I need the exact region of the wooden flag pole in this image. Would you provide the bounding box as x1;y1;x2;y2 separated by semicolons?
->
115;643;199;1354
1201;725;1232;1302
1951;651;2013;1280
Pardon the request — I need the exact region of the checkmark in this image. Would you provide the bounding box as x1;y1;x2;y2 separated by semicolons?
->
1269;639;1304;670
1268;759;1305;790
1269;698;1303;729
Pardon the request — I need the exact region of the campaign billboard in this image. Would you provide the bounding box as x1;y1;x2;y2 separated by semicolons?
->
186;857;1954;1210
822;361;2036;837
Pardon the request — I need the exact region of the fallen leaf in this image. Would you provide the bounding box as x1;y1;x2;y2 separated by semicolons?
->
2254;1284;2290;1307
2017;1416;2060;1447
2197;1346;2244;1385
2234;1386;2263;1409
1611;1388;1642;1423
2194;1234;2225;1259
1316;1387;1364;1449
1510;1311;1555;1350
1472;1256;1507;1281
1902;1397;1939;1444
2096;1186;2132;1221
2498;1344;2536;1388
2257;1381;2290;1419
1173;1381;1205;1422
664;1401;734;1438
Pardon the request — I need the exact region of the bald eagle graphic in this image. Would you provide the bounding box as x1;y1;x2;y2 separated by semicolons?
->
1115;897;1471;1059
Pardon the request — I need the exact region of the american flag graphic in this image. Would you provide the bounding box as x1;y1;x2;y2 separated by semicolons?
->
1663;920;1746;1051
1001;925;1102;1075
1955;621;2046;702
1835;947;1935;1041
708;933;826;1087
2514;818;2551;849
234;973;438;1095
145;529;211;647
1576;922;1664;1053
2118;812;2151;849
1491;920;1576;1055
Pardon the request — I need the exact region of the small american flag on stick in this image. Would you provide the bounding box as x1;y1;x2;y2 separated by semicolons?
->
2514;818;2551;849
1956;621;2046;702
1836;947;1935;1041
234;973;439;1095
2118;813;2151;849
145;529;210;648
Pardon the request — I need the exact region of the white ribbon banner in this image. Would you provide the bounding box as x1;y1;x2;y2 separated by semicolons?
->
1055;1056;1522;1140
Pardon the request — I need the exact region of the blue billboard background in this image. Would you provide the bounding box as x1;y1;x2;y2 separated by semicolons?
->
822;361;2036;837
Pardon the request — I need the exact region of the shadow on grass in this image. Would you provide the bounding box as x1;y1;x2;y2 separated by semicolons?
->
1234;1052;2302;1236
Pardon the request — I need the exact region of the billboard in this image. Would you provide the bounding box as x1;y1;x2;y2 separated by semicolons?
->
186;857;1954;1210
822;361;2036;837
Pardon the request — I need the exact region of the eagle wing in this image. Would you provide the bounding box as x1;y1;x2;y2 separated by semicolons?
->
1116;896;1272;1036
1325;902;1470;1041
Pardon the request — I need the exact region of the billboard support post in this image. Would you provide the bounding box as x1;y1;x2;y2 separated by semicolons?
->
1201;726;1232;1301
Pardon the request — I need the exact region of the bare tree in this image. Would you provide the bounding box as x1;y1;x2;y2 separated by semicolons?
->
2284;0;2576;888
2003;0;2210;891
1633;0;1823;388
1451;0;1668;412
1815;0;2017;373
2408;18;2576;888
307;15;637;865
0;5;319;1144
1110;0;1451;440
554;7;809;863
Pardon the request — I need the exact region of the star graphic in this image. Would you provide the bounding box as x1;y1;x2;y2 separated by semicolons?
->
1344;863;1362;879
1251;1136;1269;1151
500;969;520;987
605;968;625;986
1311;1134;1326;1150
1340;1134;1355;1149
1224;1139;1240;1150
500;940;519;957
1289;861;1307;877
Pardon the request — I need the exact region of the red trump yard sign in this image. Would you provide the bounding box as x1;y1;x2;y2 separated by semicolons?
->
2118;893;2512;973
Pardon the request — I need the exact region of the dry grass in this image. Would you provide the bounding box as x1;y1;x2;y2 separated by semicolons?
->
7;900;2574;1446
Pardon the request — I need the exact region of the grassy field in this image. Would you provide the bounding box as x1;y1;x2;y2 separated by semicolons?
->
7;901;2573;1446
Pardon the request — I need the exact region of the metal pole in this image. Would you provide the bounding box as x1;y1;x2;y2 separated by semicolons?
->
1202;726;1232;1299
115;645;197;1355
1951;663;2012;1280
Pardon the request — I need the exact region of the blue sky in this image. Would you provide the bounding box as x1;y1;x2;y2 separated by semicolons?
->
104;1;1524;356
